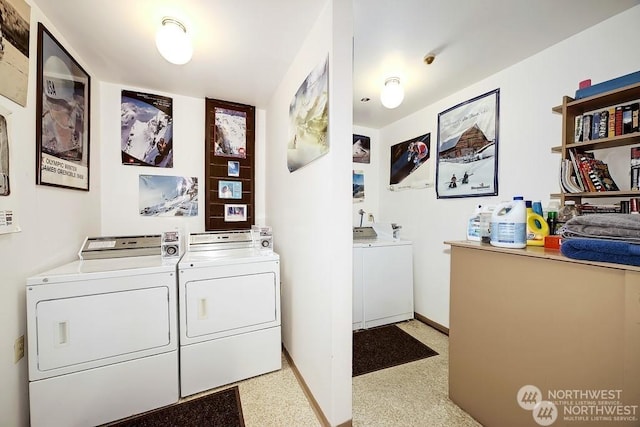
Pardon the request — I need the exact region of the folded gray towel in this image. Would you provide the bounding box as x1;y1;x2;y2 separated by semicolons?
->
561;213;640;242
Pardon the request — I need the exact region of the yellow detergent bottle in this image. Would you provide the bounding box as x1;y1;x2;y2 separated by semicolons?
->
526;200;549;246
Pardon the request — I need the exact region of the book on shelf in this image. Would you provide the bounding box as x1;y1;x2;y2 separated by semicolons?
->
574;116;583;142
559;159;582;193
589;160;619;191
598;110;608;139
608;107;615;138
631;147;640;190
615;106;623;136
622;102;639;134
567;149;586;191
591;111;601;140
568;148;620;192
582;114;592;141
575;102;640;141
622;104;635;134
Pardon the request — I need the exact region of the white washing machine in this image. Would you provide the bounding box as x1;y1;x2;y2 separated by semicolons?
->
352;226;414;330
178;230;281;397
26;235;180;427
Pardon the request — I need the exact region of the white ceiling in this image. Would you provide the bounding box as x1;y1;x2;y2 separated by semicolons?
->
31;0;640;130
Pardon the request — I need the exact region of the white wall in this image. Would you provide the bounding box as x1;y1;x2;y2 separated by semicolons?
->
377;6;640;328
265;0;353;425
352;125;380;227
99;82;203;238
0;4;102;426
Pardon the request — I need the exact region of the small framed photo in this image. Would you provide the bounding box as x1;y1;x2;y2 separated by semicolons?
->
224;204;247;222
227;160;240;177
218;180;242;199
353;134;370;164
36;23;90;191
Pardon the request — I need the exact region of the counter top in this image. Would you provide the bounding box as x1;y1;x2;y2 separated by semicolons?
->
444;240;640;272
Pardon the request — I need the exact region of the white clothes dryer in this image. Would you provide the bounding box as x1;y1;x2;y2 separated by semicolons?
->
26;235;179;427
178;230;281;397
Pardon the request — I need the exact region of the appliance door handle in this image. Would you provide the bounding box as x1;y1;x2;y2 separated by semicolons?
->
56;321;69;346
198;298;208;320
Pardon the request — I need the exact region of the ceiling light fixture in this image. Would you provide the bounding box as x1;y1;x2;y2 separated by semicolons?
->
156;17;193;65
380;77;404;109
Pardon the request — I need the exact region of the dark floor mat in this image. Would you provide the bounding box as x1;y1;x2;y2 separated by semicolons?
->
107;386;244;427
353;324;439;377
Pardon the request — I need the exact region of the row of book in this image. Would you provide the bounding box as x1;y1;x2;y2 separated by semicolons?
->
574;101;640;142
579;203;621;214
580;199;640;214
560;148;619;193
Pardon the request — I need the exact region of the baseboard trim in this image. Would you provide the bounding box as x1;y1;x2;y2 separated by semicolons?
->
282;346;353;427
414;312;449;335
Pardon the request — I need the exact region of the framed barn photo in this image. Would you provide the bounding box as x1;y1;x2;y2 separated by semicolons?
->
35;23;90;191
436;89;499;199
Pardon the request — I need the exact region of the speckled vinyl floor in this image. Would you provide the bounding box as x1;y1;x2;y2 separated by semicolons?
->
200;320;481;426
352;320;482;427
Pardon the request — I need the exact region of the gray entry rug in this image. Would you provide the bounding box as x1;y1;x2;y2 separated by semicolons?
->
353;324;438;377
106;386;244;427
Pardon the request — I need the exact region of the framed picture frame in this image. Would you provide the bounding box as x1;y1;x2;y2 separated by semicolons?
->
227;160;240;177
35;23;90;191
287;55;329;172
436;89;499;199
205;98;254;230
213;105;248;159
224;204;247;222
353;134;371;164
218;180;242;199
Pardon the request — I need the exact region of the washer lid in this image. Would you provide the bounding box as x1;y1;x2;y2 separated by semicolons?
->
179;247;279;267
27;255;178;285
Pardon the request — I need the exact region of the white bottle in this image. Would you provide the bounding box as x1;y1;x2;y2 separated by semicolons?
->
490;196;527;248
479;205;496;243
466;205;482;241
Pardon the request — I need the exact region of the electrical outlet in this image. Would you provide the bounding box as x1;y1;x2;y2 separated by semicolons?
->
14;335;24;363
368;214;374;222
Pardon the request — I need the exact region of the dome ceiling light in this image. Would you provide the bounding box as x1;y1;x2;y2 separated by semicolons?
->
156;17;193;65
380;77;404;109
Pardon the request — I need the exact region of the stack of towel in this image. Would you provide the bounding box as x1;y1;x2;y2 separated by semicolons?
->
560;214;640;266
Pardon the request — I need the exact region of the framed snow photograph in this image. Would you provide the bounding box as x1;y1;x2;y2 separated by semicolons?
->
224;204;247;222
227;160;240;177
139;175;198;217
121;90;173;167
287;55;329;172
214;107;247;159
436;89;499;199
353;134;370;164
218;180;241;199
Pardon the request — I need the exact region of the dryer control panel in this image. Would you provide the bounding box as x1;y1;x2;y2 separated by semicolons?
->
78;235;161;259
